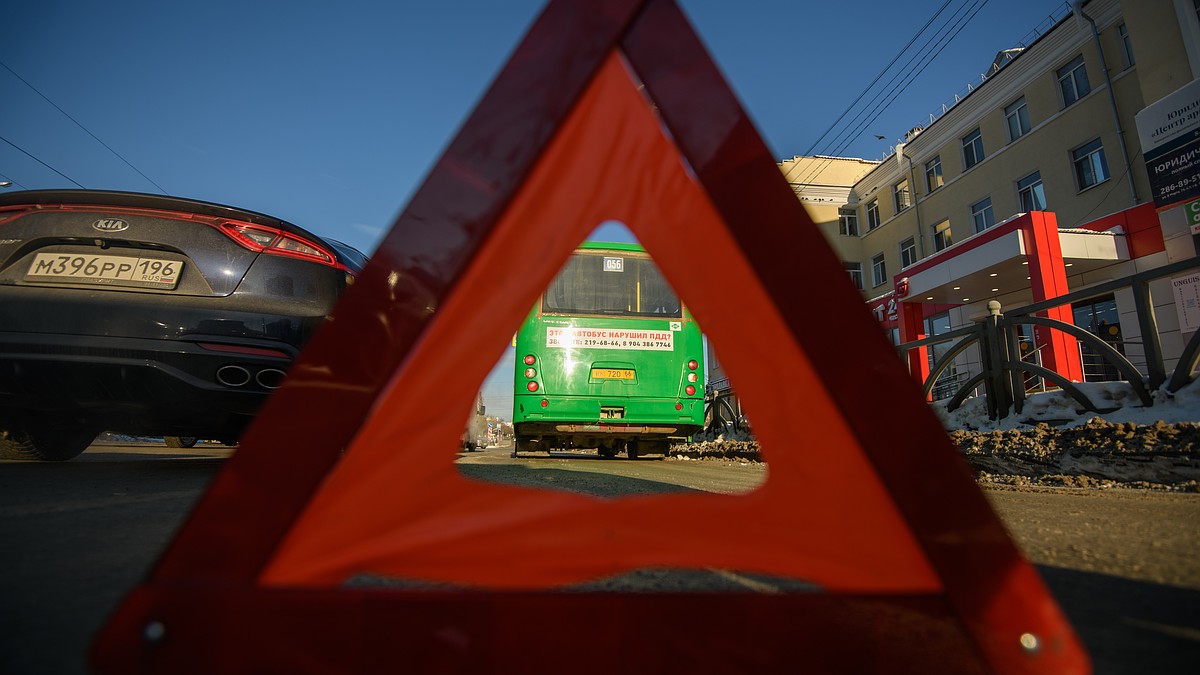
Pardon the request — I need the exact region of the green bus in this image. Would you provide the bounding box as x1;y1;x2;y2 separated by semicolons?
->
512;242;704;459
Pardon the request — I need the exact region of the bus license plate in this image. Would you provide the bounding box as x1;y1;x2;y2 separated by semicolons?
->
25;253;183;289
591;368;635;380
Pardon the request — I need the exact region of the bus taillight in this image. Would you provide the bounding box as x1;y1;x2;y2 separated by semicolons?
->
687;360;698;370
524;355;536;366
524;368;537;379
685;385;696;396
527;381;539;393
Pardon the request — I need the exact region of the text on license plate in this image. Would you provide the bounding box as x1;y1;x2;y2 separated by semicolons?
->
25;253;183;289
591;368;636;380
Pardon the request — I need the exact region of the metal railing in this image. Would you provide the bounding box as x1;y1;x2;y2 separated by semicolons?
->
897;256;1200;420
703;380;747;436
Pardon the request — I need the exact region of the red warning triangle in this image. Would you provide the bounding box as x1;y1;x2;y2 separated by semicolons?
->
92;1;1088;673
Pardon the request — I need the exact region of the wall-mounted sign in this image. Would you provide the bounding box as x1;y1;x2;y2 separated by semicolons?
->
1187;198;1200;235
1136;78;1200;210
1172;272;1200;333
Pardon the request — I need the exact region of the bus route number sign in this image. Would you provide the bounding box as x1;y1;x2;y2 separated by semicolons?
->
603;257;623;272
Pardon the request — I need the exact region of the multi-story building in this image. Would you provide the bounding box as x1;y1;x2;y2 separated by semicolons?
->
752;0;1200;404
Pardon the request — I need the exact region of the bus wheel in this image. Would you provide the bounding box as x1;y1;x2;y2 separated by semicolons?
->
626;440;639;460
597;443;616;459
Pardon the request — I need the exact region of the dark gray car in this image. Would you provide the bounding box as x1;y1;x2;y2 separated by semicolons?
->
0;189;366;460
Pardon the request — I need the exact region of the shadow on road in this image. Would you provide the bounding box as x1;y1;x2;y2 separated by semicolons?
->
457;463;701;498
1037;564;1200;674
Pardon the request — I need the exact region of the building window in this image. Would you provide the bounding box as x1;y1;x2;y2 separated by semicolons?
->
962;128;984;170
1018;171;1047;211
1118;23;1135;68
871;253;887;288
925;156;943;192
933;220;953;252
1004;97;1031;141
970;197;995;233
893;178;911;212
838;207;859;236
844;261;863;290
1072;138;1110;191
899;237;918;268
1057;55;1091;107
866;199;881;231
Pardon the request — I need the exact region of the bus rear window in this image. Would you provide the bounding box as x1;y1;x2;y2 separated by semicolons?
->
542;252;682;318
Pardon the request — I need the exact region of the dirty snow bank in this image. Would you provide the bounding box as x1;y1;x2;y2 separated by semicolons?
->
938;379;1200;491
672;380;1200;490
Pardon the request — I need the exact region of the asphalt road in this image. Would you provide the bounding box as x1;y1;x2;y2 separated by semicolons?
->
1;442;1197;674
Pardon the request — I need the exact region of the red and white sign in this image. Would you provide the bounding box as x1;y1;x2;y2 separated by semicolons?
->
546;327;673;350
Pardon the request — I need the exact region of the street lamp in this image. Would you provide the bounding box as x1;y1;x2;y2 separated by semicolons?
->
0;181;12;188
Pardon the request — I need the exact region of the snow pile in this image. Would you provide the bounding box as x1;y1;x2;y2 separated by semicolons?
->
932;378;1200;431
674;379;1200;489
934;379;1200;491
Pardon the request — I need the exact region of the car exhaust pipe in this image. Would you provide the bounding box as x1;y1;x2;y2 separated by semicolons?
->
256;368;287;390
216;365;251;387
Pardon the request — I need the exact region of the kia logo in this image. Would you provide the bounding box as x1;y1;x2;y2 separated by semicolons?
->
92;218;129;233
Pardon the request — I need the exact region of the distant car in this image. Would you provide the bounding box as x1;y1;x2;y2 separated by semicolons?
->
0;189;367;460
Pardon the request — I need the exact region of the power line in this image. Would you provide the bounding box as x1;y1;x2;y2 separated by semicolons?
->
0;60;168;194
791;0;990;188
0;171;28;190
797;0;988;184
0;134;86;188
825;0;991;160
802;0;956;157
791;0;981;186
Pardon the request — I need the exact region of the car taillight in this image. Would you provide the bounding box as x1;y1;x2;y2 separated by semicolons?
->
216;220;345;271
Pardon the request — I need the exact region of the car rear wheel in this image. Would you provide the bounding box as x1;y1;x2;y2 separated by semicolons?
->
164;436;199;448
0;424;97;461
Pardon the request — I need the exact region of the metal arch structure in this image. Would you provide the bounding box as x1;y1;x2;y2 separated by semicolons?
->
918;316;1147;420
902;256;1200;421
90;1;1086;673
1168;327;1200;393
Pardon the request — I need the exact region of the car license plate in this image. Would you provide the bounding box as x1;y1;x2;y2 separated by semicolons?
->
591;368;635;380
25;253;183;289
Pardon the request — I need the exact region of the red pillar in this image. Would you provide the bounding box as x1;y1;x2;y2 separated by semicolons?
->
1020;212;1084;383
898;300;929;392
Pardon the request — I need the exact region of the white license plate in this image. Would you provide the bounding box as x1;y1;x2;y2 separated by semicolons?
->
25;253;183;289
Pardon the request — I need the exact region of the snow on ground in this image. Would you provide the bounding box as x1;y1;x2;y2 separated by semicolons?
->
933;377;1200;432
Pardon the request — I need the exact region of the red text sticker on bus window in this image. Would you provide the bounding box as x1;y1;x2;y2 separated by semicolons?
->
546;327;673;350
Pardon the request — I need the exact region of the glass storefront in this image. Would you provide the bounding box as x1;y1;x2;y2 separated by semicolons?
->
1072;295;1123;381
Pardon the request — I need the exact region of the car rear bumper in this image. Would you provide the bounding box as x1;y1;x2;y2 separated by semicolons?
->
0;332;296;438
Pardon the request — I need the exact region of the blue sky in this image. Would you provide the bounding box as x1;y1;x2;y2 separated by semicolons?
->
2;0;1071;418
